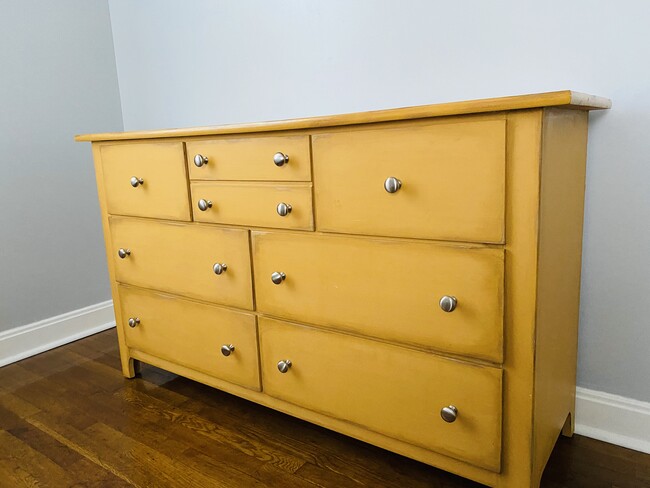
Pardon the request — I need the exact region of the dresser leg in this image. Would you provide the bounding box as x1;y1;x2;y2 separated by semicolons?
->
122;357;141;379
561;412;574;437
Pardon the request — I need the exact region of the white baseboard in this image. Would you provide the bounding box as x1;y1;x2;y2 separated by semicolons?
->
575;386;650;454
0;300;116;368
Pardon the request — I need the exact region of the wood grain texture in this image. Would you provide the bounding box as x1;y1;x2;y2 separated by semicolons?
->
0;330;647;488
75;91;610;142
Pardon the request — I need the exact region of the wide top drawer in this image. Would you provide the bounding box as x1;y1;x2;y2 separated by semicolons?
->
100;142;191;221
186;135;311;181
313;118;506;243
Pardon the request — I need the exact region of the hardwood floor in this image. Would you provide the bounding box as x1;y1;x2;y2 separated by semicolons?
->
0;329;647;488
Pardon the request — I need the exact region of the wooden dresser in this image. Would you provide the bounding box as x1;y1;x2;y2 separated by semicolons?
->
77;91;610;488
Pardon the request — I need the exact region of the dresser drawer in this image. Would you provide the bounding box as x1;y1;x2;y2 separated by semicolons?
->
253;232;504;362
191;182;314;230
186;135;311;181
313;119;505;243
110;217;253;309
260;317;502;471
100;142;191;221
120;286;260;390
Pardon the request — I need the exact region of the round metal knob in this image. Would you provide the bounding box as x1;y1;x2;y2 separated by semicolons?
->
130;176;144;188
277;359;292;373
271;271;286;285
198;199;212;211
128;317;140;328
384;177;402;193
213;263;228;275
273;152;289;167
440;405;458;423
439;295;458;313
276;202;292;217
194;154;208;167
221;344;235;357
117;248;131;259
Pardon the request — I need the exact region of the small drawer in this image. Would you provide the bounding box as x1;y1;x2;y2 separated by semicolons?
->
120;286;260;390
259;318;502;471
100;142;191;221
312;118;506;243
191;182;314;230
110;217;253;310
252;231;504;362
186;135;311;181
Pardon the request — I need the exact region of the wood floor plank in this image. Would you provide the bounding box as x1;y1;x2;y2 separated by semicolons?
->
156;370;443;488
0;429;77;488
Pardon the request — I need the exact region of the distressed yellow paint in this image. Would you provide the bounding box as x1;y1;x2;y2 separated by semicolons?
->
100;142;191;221
253;231;504;362
259;317;503;471
313;118;506;243
119;285;260;390
110;217;253;310
186;134;311;181
79;92;608;488
190;181;314;230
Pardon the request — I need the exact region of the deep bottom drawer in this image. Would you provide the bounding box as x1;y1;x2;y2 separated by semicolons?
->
120;285;260;390
259;317;503;471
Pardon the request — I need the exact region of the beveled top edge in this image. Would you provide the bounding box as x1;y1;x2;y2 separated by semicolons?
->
75;90;611;142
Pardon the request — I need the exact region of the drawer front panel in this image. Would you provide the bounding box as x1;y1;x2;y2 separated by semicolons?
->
101;142;191;221
313;119;506;243
253;232;504;362
110;217;253;310
120;286;260;390
259;318;502;471
191;182;314;230
186;135;311;181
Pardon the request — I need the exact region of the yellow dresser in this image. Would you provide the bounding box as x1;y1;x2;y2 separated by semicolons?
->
77;91;610;488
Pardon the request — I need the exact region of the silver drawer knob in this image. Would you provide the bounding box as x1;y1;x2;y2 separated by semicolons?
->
117;248;131;259
213;263;228;275
439;295;457;313
271;271;286;285
276;202;292;217
221;344;235;356
130;176;144;188
273;152;289;167
198;199;212;211
440;405;458;423
384;177;402;193
194;154;209;167
277;359;292;373
128;317;140;328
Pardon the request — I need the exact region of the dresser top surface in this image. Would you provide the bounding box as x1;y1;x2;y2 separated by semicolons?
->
75;90;610;142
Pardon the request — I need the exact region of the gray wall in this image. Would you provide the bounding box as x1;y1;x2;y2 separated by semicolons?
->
107;0;650;402
0;1;122;331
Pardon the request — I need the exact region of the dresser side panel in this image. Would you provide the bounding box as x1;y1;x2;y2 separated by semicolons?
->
531;109;589;484
91;143;137;377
